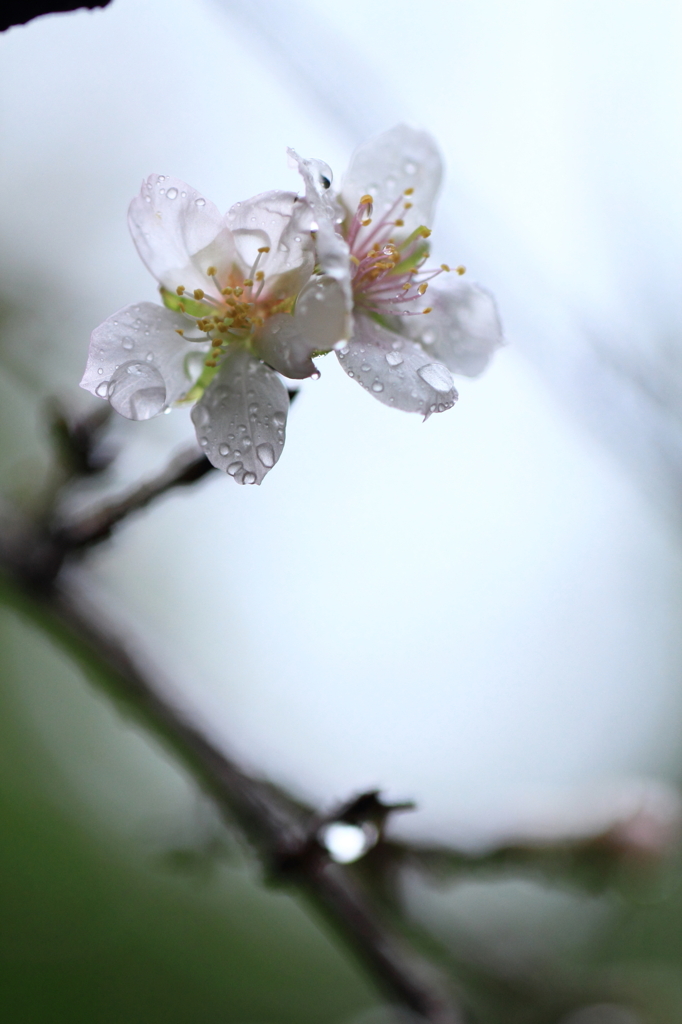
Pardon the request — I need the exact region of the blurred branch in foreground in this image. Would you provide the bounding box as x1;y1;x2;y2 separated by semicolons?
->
0;403;464;1024
0;2;111;34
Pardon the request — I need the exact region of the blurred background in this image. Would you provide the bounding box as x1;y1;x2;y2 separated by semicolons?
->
1;2;682;1021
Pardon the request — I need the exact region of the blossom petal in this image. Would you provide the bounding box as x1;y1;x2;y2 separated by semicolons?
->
226;190;314;299
288;148;353;310
255;274;350;379
340;124;442;238
128;175;232;298
405;279;504;376
191;347;289;484
81;302;205;420
336;314;457;417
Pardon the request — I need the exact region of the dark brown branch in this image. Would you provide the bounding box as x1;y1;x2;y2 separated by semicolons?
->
54;446;215;552
2;570;463;1023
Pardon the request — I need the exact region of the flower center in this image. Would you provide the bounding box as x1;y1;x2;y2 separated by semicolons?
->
345;189;465;318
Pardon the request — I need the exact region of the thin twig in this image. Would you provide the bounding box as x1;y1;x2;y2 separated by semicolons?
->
1;566;463;1023
54;446;214;552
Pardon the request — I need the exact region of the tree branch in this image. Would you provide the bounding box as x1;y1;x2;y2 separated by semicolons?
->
0;569;463;1023
54;445;215;552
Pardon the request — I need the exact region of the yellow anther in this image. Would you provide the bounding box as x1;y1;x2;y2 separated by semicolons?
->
440;263;451;272
360;194;373;205
193;288;204;299
175;329;184;336
243;279;253;287
350;255;360;266
404;188;414;196
419;227;432;238
422;307;433;314
456;265;466;275
401;283;411;291
394;218;404;227
255;270;264;281
218;323;228;333
176;285;185;295
206;266;217;276
221;286;233;295
257;246;271;253
418;283;429;295
403;202;413;210
234;286;243;297
362;218;372;227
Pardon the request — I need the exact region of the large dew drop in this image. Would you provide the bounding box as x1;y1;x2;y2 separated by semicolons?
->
256;443;275;468
417;362;454;394
107;361;166;420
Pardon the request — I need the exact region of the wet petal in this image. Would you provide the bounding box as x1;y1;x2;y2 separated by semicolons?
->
254;274;351;379
336;314;457;417
406;279;503;376
288;148;353;308
255;313;317;379
191;347;289;484
340;124;442;239
81;302;205;419
226;190;314;299
128;175;232;297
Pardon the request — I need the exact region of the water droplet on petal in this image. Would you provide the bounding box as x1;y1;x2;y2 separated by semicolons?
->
257;443;275;468
226;461;243;476
360;363;370;373
181;191;186;198
122;337;134;351
166;187;178;200
218;443;230;456
95;381;109;398
199;436;208;447
108;361;166;420
158;175;166;182
243;472;257;485
272;412;286;427
97;367;104;375
248;403;259;416
334;339;349;355
421;328;436;345
146;352;154;361
371;380;384;392
403;160;417;174
385;351;403;367
418;362;454;393
195;197;206;207
311;371;321;380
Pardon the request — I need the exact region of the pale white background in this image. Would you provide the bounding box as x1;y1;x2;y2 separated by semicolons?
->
1;0;681;853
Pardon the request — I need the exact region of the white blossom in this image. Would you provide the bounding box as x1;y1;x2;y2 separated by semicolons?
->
291;125;503;418
81;174;348;484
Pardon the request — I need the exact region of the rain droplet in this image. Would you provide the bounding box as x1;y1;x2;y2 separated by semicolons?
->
199;436;208;447
294;235;301;242
360;363;370;373
181;191;186;198
107;361;166;420
158;175;166;182
256;443;275;468
195;197;206;207
159;188;165;195
371;381;384;392
334;340;349;356
233;450;241;459
248;403;259;416
385;351;403;367
144;195;151;203
243;472;257;485
95;381;109;397
122;337;134;350
311;371;320;380
226;461;243;476
403;160;417;174
421;328;436;345
418;362;454;393
219;443;230;456
272;412;286;427
97;367;104;375
146;352;154;361
166;187;178;200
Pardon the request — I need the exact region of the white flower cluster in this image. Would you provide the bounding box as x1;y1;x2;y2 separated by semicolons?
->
82;126;503;485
